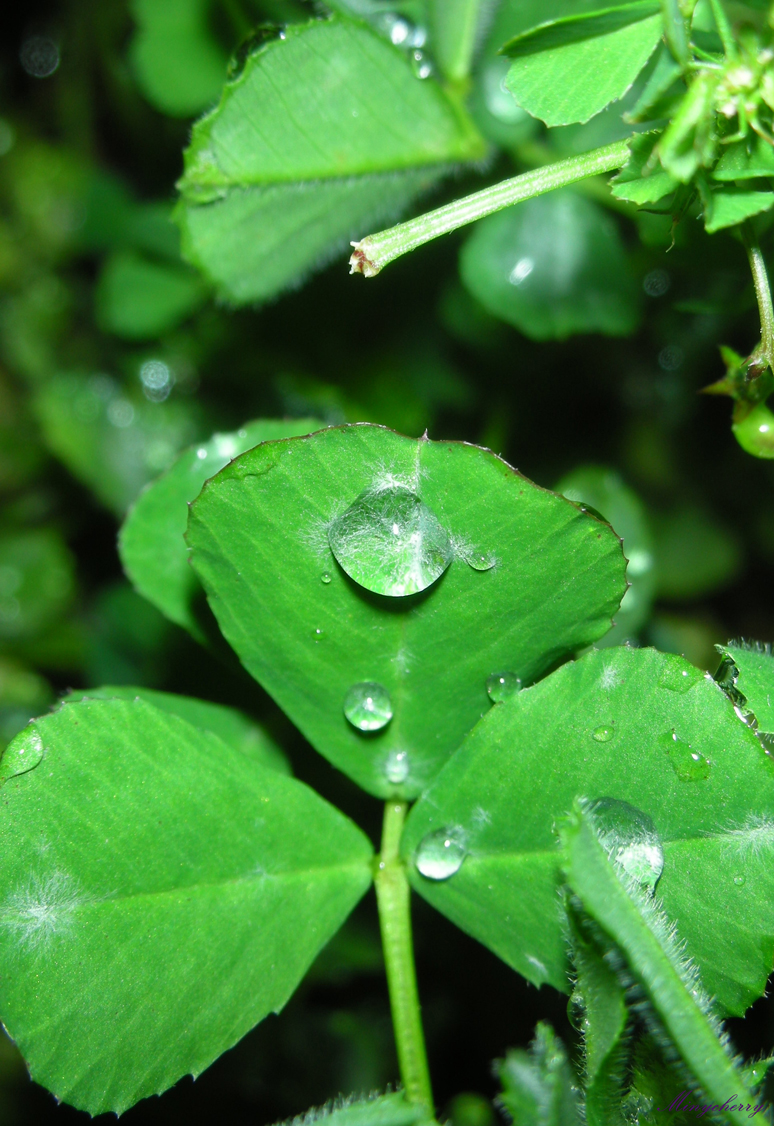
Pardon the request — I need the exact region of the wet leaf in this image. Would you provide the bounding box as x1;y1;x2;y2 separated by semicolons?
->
402;646;774;1013
187;424;626;799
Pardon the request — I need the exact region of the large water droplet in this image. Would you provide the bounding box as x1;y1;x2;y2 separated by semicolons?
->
415;827;466;880
658;663;701;694
328;485;453;597
486;672;521;703
660;730;711;782
587;797;664;894
0;725;44;785
592;723;615;743
344;682;393;732
385;749;409;784
321;572;331;584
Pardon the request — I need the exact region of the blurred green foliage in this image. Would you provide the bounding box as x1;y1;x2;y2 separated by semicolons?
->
1;0;774;1123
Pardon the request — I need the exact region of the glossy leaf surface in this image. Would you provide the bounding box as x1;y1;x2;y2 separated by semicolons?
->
460;191;639;341
176;17;484;304
187;424;626;798
62;684;290;773
403;646;774;1013
0;698;372;1114
120;418;322;640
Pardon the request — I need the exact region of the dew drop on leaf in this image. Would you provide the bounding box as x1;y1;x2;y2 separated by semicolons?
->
658;663;701;693
486;672;521;703
592;723;615;743
0;725;44;785
343;681;393;732
587;797;664;894
312;627;324;640
415;827;466;880
385;749;409;784
733;874;746;886
328;485;453;597
660;729;711;781
466;550;497;572
320;572;332;584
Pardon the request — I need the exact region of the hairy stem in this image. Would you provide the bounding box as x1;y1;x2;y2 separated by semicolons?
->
743;222;774;370
429;0;482;83
350;139;632;277
375;801;434;1114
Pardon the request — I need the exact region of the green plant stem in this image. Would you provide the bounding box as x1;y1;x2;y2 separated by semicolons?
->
742;222;774;370
375;801;434;1114
707;0;737;58
349;139;632;277
429;0;482;84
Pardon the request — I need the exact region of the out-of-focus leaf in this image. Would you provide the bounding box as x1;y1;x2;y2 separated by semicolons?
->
0;528;74;642
0;657;52;750
96;251;207;340
556;465;655;639
83;581;170;687
120;419;323;641
651;505;742;600
500;2;660;58
129;0;227;117
62;684;290;774
176;17;485;304
496;1024;582;1126
700;184;774;234
469;56;540;149
713;135;774;181
459;190;639;340
34;373;201;515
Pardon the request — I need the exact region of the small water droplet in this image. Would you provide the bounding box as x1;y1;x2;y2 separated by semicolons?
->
385;749;409;784
592;723;616;743
312;627;324;640
658;662;701;693
660;730;711;781
0;725;44;785
328;485;453;597
587;797;664;894
466;550;497;571
321;572;331;584
486;672;521;703
733;874;746;886
344;682;393;732
415;827;466;880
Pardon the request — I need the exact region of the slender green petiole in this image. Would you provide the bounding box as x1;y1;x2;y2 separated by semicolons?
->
707;0;737;59
742;222;774;371
349;138;633;277
375;801;434;1115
